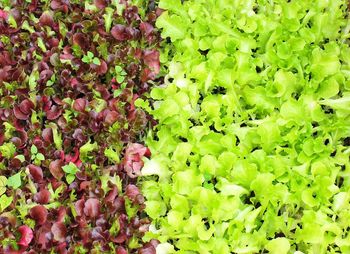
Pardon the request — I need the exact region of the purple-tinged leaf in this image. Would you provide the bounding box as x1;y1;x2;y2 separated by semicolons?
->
138;243;156;254
73;98;88;112
39;11;54;27
42;128;53;143
83;198;100;218
17;225;33;247
143;50;160;74
123;143;151;178
140;22;154;38
33;136;44;149
13;107;29;120
113;197;126;213
48;37;60;48
14;130;28;148
57;206;67;223
36;223;52;250
125;26;140;39
10;137;22;149
95;60;108;75
91;226;105;241
117;246;127;254
28;164;43;182
105;186;118;203
111;25;128;41
79;181;90;191
34;189;50;204
64;147;81;166
9;158;21;169
29;0;39;12
51;222;66;242
125;184;140;201
30;205;48;225
72;33;88;51
46;105;62;120
112;232;127;244
141;68;156;82
19;99;35;115
74;199;85;217
50;0;69;12
94;0;107;9
104;110;119;125
72;129;85;143
49;160;64;180
40;70;54;83
0;10;8;20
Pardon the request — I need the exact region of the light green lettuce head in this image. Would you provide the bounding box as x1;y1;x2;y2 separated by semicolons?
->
140;0;350;253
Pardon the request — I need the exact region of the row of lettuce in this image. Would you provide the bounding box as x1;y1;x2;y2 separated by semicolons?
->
139;0;350;253
0;0;161;253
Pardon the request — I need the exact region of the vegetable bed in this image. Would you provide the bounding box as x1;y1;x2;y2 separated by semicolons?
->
0;0;161;253
1;0;350;254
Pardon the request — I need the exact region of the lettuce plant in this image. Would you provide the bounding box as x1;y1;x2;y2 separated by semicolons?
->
0;0;161;253
140;0;350;253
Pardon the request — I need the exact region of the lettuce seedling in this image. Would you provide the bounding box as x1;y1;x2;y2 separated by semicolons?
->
62;162;79;184
82;51;101;65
